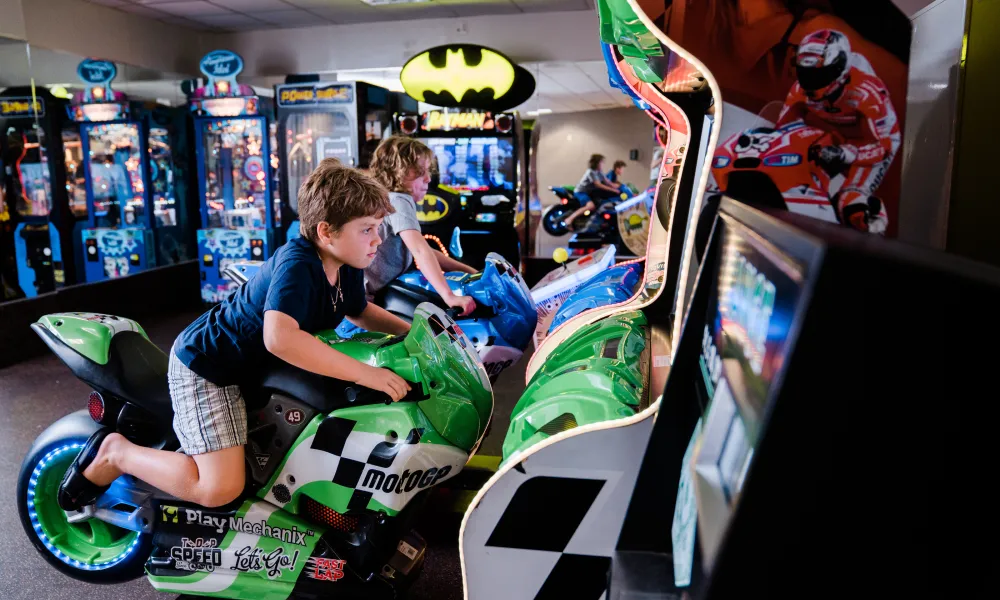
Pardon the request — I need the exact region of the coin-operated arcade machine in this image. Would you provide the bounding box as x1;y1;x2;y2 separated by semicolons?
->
190;50;275;303
69;58;175;282
273;77;415;242
605;200;1000;599
396;109;523;269
0;88;74;298
397;44;536;270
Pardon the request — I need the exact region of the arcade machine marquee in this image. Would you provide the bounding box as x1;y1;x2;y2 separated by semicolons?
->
398;109;522;269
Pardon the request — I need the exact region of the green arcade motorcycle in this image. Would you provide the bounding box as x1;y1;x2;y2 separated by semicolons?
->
17;304;492;598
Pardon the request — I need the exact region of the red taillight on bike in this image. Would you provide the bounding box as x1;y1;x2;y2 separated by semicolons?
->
88;391;105;423
302;495;359;533
561;198;568;205
603;213;612;220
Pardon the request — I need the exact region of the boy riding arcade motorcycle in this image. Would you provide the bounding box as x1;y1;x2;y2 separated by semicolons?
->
17;305;491;598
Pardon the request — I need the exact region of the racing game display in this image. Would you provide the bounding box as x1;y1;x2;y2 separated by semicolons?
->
424;136;515;194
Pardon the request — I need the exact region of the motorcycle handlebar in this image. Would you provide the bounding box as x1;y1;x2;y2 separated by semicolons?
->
353;381;429;405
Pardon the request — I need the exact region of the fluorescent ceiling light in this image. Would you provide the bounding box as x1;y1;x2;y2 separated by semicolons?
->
526;108;553;116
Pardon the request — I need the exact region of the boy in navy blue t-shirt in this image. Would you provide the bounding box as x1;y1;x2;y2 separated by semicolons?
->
59;160;412;511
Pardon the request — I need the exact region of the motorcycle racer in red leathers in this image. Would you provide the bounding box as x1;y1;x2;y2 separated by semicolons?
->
777;29;901;234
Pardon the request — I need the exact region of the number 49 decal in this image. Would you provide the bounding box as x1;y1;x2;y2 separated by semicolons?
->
285;408;305;425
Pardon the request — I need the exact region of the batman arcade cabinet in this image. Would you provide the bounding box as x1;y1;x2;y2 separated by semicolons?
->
397;44;536;270
273;77;415;243
190;50;276;303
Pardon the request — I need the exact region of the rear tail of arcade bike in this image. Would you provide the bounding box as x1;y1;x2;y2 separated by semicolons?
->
17;305;492;599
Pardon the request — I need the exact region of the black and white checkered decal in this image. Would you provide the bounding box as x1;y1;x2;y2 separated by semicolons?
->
461;416;655;599
264;416;468;512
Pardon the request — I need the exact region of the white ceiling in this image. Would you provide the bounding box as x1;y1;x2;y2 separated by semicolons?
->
84;0;594;31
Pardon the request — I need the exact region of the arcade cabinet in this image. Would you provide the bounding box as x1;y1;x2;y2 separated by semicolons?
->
274;77;415;242
68;59;178;282
397;109;523;269
606;199;1000;599
0;88;74;298
189;51;276;303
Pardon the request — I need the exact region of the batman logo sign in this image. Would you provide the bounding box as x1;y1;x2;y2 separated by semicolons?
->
416;194;450;223
401;44;535;112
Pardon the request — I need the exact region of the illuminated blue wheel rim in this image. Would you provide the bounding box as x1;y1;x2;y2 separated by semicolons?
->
26;443;141;571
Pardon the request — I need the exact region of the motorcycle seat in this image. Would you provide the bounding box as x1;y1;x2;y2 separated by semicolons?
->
256;355;407;414
33;324;172;421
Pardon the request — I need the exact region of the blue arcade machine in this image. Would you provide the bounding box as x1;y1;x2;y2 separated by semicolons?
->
189;50;275;303
69;59;168;282
0;88;74;299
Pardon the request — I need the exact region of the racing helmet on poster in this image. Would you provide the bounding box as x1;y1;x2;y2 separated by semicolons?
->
794;29;852;101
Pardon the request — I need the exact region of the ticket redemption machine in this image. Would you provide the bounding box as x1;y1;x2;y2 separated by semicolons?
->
397;109;522;269
0;88;73;298
274;78;411;242
69;59;165;282
190;50;275;303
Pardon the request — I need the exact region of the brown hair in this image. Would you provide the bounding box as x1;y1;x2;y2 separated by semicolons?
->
613;160;627;170
369;135;435;193
588;154;605;170
297;158;393;242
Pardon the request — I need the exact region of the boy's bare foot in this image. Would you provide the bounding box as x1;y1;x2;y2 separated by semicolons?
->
80;432;127;487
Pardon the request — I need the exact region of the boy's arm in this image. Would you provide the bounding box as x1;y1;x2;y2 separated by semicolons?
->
434;250;477;274
400;229;476;315
263;310;411;401
346;303;411;336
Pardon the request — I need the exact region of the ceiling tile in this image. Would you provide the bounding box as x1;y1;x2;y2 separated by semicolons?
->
283;0;346;7
87;0;130;7
151;2;234;16
116;5;172;18
196;13;268;27
252;8;334;25
212;0;293;11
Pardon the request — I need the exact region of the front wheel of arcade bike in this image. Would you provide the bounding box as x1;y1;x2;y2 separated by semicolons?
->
16;438;152;583
542;205;573;236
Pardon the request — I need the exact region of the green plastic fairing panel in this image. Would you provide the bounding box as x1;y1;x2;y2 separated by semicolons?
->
529;311;648;386
35;312;149;365
597;0;666;82
502;312;649;464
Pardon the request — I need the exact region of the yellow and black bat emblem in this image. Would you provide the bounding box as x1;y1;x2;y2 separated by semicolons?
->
416;194;450;223
401;44;516;106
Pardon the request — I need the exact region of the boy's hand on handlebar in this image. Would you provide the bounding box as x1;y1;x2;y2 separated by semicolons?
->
446;294;477;317
356;366;411;402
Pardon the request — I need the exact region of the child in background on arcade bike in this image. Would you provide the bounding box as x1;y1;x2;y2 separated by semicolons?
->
776;29;901;234
365;136;477;315
562;153;625;232
606;159;627;186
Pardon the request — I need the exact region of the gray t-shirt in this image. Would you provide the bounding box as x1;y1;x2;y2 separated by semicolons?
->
365;191;421;296
575;168;607;194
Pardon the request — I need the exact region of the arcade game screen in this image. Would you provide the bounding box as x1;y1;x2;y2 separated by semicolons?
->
87;123;144;227
5;128;52;218
148;127;176;227
425;137;515;193
673;214;806;587
201;118;268;229
62;129;88;218
284;111;353;215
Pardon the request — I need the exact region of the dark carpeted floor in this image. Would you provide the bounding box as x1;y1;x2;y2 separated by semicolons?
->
0;309;529;600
